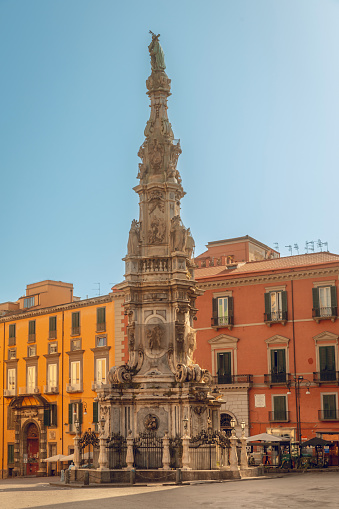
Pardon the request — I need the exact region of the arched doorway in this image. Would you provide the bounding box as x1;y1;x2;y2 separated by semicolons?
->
220;413;233;436
26;423;39;475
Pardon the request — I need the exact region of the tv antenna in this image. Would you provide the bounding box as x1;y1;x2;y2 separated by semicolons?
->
293;243;299;255
273;243;279;251
285;245;292;256
93;283;101;296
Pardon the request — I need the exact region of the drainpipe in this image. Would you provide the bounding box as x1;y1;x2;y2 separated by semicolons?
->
291;279;299;445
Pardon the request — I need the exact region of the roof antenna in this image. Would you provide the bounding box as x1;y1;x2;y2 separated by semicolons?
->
93;283;101;296
273;243;279;251
285;245;292;256
293;243;299;255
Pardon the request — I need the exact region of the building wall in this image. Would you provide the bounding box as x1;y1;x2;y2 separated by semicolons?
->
0;290;122;478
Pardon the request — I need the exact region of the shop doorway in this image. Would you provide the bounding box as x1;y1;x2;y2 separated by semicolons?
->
26;423;39;475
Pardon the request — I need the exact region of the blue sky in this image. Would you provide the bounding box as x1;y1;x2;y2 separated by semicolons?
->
1;0;339;302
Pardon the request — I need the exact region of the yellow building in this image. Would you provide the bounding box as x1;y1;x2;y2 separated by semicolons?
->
0;280;125;477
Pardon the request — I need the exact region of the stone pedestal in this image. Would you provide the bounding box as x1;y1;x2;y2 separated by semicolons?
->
162;432;170;470
240;435;248;469
125;432;134;470
182;435;191;470
229;434;239;472
97;434;109;471
73;435;81;469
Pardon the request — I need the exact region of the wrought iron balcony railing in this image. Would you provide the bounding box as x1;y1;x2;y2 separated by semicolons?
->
313;371;339;384
96;322;106;332
264;372;291;386
71;326;81;336
48;330;57;340
264;310;288;324
8;337;16;346
312;307;337;322
214;374;253;385
318;409;339;421
268;410;290;422
19;386;40;395
28;334;36;343
44;385;59;394
211;313;234;328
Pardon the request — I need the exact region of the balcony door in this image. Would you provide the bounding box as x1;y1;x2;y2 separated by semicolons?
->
319;346;336;381
271;349;286;383
217;352;232;384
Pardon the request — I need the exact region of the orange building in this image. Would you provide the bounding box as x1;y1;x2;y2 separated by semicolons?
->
0;280;124;478
194;236;339;464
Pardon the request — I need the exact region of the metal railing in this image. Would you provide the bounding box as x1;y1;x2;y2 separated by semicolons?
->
49;330;57;340
71;326;81;336
66;384;82;393
96;323;106;332
211;314;234;327
214;374;253;385
8;337;16;346
264;310;288;322
28;334;36;343
44;385;59;394
312;307;337;319
318;409;339;421
264;372;291;386
313;371;339;384
268;411;290;422
19;386;41;395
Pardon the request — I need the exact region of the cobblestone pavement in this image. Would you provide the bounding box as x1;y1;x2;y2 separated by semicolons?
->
0;473;338;509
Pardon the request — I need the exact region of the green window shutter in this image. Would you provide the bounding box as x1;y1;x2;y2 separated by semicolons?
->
281;291;288;319
264;293;271;320
8;444;14;464
78;402;83;424
49;316;56;332
44;407;51;426
212;298;218;325
97;308;105;324
228;297;234;324
68;403;73;424
72;313;80;328
29;321;35;335
93;401;99;423
9;324;16;338
51;404;57;426
312;288;320;315
274;396;286;419
331;286;337;311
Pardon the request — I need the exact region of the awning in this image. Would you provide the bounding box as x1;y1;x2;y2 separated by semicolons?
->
301;437;330;448
246;433;285;442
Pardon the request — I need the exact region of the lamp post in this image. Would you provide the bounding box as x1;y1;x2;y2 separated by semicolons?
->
240;420;248;469
73;419;81;469
229;417;239;472
287;375;311;452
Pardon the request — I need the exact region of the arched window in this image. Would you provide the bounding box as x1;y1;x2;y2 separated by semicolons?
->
220;413;233;436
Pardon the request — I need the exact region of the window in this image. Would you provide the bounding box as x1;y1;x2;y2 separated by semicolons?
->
68;402;83;433
96;335;107;348
27;366;36;393
321;394;337;420
220;413;233;436
264;291;287;322
7;368;16;392
47;364;58;392
71;339;81;351
270;349;286;383
49;316;57;339
319;346;336;381
24;296;35;309
44;404;57;427
71;312;80;336
8;444;14;465
97;307;106;332
28;320;36;342
70;361;81;391
217;352;232;384
48;342;58;354
271;395;288;421
95;358;107;385
8;349;16;360
8;324;16;346
28;345;36;357
313;286;337;319
93;401;99;424
212;297;234;327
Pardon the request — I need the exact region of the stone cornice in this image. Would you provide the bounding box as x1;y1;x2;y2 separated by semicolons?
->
197;267;339;290
0;295;113;323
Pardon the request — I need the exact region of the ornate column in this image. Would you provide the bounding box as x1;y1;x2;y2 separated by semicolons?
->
73;420;81;469
162;431;171;470
125;431;134;470
97;417;109;471
182;416;191;470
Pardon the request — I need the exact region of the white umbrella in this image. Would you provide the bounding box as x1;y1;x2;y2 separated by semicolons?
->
246;433;285;442
60;454;74;462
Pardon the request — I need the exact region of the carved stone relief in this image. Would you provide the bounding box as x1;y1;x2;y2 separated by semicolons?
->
148;216;166;244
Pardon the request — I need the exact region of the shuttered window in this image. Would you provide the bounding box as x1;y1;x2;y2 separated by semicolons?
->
212;297;234;326
323;394;337;420
93;402;99;423
319;346;336;381
265;291;287;322
273;395;287;421
313;286;337;318
270;349;286;383
217;352;232;384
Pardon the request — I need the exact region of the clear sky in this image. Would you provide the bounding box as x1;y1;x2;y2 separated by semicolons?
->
1;0;339;302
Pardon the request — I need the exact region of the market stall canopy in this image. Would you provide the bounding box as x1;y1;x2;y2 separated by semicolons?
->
301;437;330;447
42;454;66;463
60;454;74;461
246;433;285;442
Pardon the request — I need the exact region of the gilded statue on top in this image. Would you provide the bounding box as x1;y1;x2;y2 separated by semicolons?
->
148;31;166;71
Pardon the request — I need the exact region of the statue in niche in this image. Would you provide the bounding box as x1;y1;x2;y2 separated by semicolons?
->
146;324;164;350
170;215;186;252
148;216;166;244
186;228;195;259
149;138;164;173
148;31;166;71
186;331;196;363
148;189;164;214
127;220;140;255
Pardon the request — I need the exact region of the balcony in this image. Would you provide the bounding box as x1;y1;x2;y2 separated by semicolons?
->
71;326;81;336
66;384;82;393
264;372;291;387
264;310;287;326
318;409;339;421
312;307;337;324
44;385;59;394
8;337;16;346
4;389;16;397
269;410;290;422
211;313;234;330
28;334;36;343
49;330;57;340
214;374;253;385
96;323;106;333
19;386;41;395
313;371;339;385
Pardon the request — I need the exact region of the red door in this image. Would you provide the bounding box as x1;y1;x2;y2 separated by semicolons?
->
26;423;39;475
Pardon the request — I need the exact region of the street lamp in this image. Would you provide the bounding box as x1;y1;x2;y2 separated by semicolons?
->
183;416;189;434
241;420;246;436
287;375;311;450
230;417;236;436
